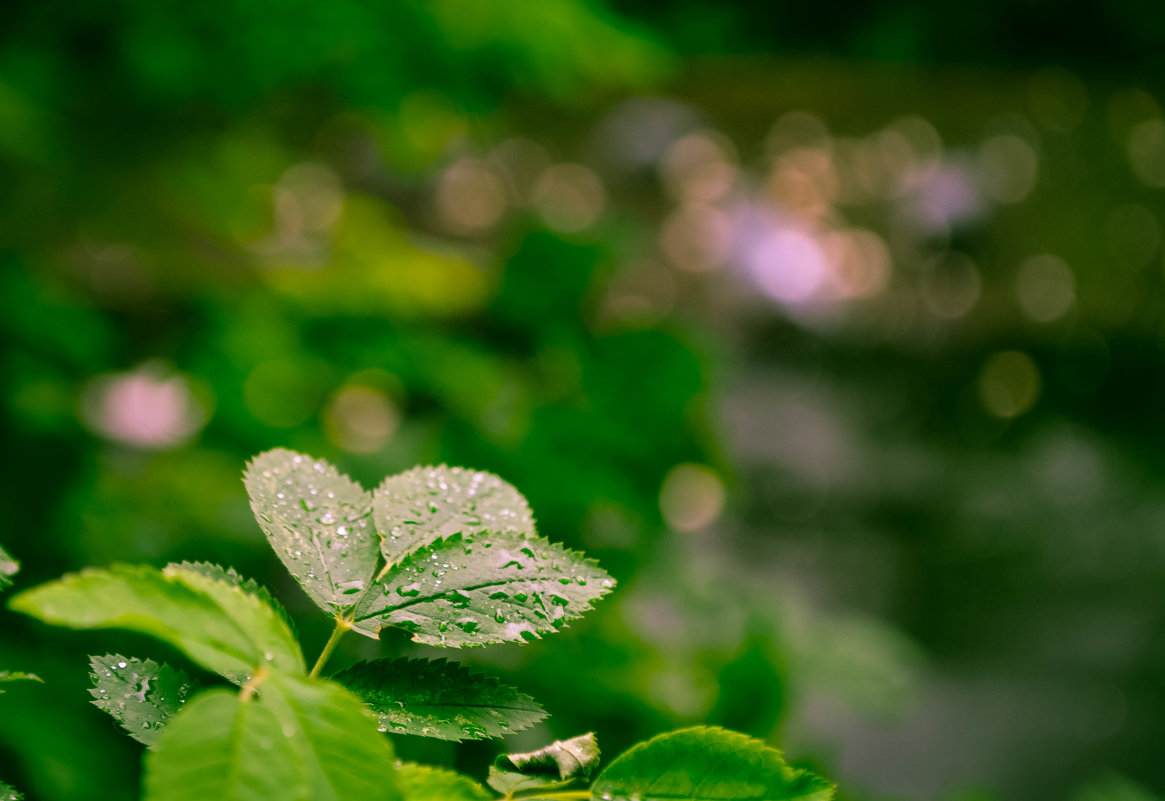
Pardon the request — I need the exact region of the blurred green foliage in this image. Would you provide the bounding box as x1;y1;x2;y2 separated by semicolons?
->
4;1;1165;801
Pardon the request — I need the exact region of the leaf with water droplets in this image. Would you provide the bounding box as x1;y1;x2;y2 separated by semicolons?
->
374;465;535;567
144;672;400;801
396;763;491;801
349;531;614;646
486;733;599;795
0;671;42;694
244;449;380;619
88;655;194;748
331;657;545;741
0;543;18;593
0;780;22;801
591;726;835;801
168;561;297;638
9;564;304;683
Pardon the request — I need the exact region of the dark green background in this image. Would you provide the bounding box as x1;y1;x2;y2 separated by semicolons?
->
2;2;1163;800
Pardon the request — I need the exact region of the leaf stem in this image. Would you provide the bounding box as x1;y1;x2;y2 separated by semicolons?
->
309;618;351;678
508;792;591;801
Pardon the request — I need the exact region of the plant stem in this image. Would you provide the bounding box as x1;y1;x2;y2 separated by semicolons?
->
508;792;591;801
309;618;351;678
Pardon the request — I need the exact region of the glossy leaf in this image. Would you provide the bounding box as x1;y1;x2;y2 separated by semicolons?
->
591;727;835;801
331;657;545;740
374;465;534;567
487;733;599;795
144;672;400;801
9;564;304;682
349;531;614;646
397;763;491;801
0;543;18;592
244;449;380;618
88;655;194;748
0;672;42;693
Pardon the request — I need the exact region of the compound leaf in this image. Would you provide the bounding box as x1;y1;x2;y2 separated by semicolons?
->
487;733;599;795
88;655;194;748
397;763;491;801
0;543;18;592
244;449;380;619
0;672;42;693
9;564;304;682
374;465;534;567
331;657;545;741
144;673;399;801
349;531;614;646
591;727;835;801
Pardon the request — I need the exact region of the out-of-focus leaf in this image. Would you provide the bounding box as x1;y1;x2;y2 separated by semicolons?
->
244;449;380;619
350;531;614;646
331;657;545;740
9;564;304;682
486;733;599;796
88;655;194;748
374;465;534;567
592;727;835;801
396;763;491;801
0;543;18;592
144;672;399;801
0;780;22;801
0;672;42;693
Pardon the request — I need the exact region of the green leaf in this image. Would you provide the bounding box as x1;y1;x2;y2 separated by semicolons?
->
88;655;194;748
331;657;546;740
374;465;535;567
0;671;42;693
591;726;835;801
168;561;297;637
244;449;381;619
487;733;599;795
9;564;304;682
397;763;492;801
350;531;614;646
0;543;18;592
0;780;22;801
144;672;400;801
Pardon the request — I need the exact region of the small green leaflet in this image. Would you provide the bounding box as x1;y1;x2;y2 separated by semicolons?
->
350;531;613;646
0;543;18;592
88;655;194;748
332;657;545;741
9;564;304;682
591;726;836;801
144;672;400;801
0;672;42;693
487;733;599;795
374;465;534;567
244;449;381;618
0;780;22;801
396;764;491;801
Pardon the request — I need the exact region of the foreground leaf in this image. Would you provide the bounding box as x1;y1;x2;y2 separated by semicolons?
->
350;531;614;646
332;657;545;740
88;655;194;748
0;780;22;801
591;727;835;801
244;449;380;619
0;672;42;693
145;672;399;801
0;543;18;592
397;764;491;801
169;561;296;636
374;465;535;567
10;564;304;682
487;733;599;795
